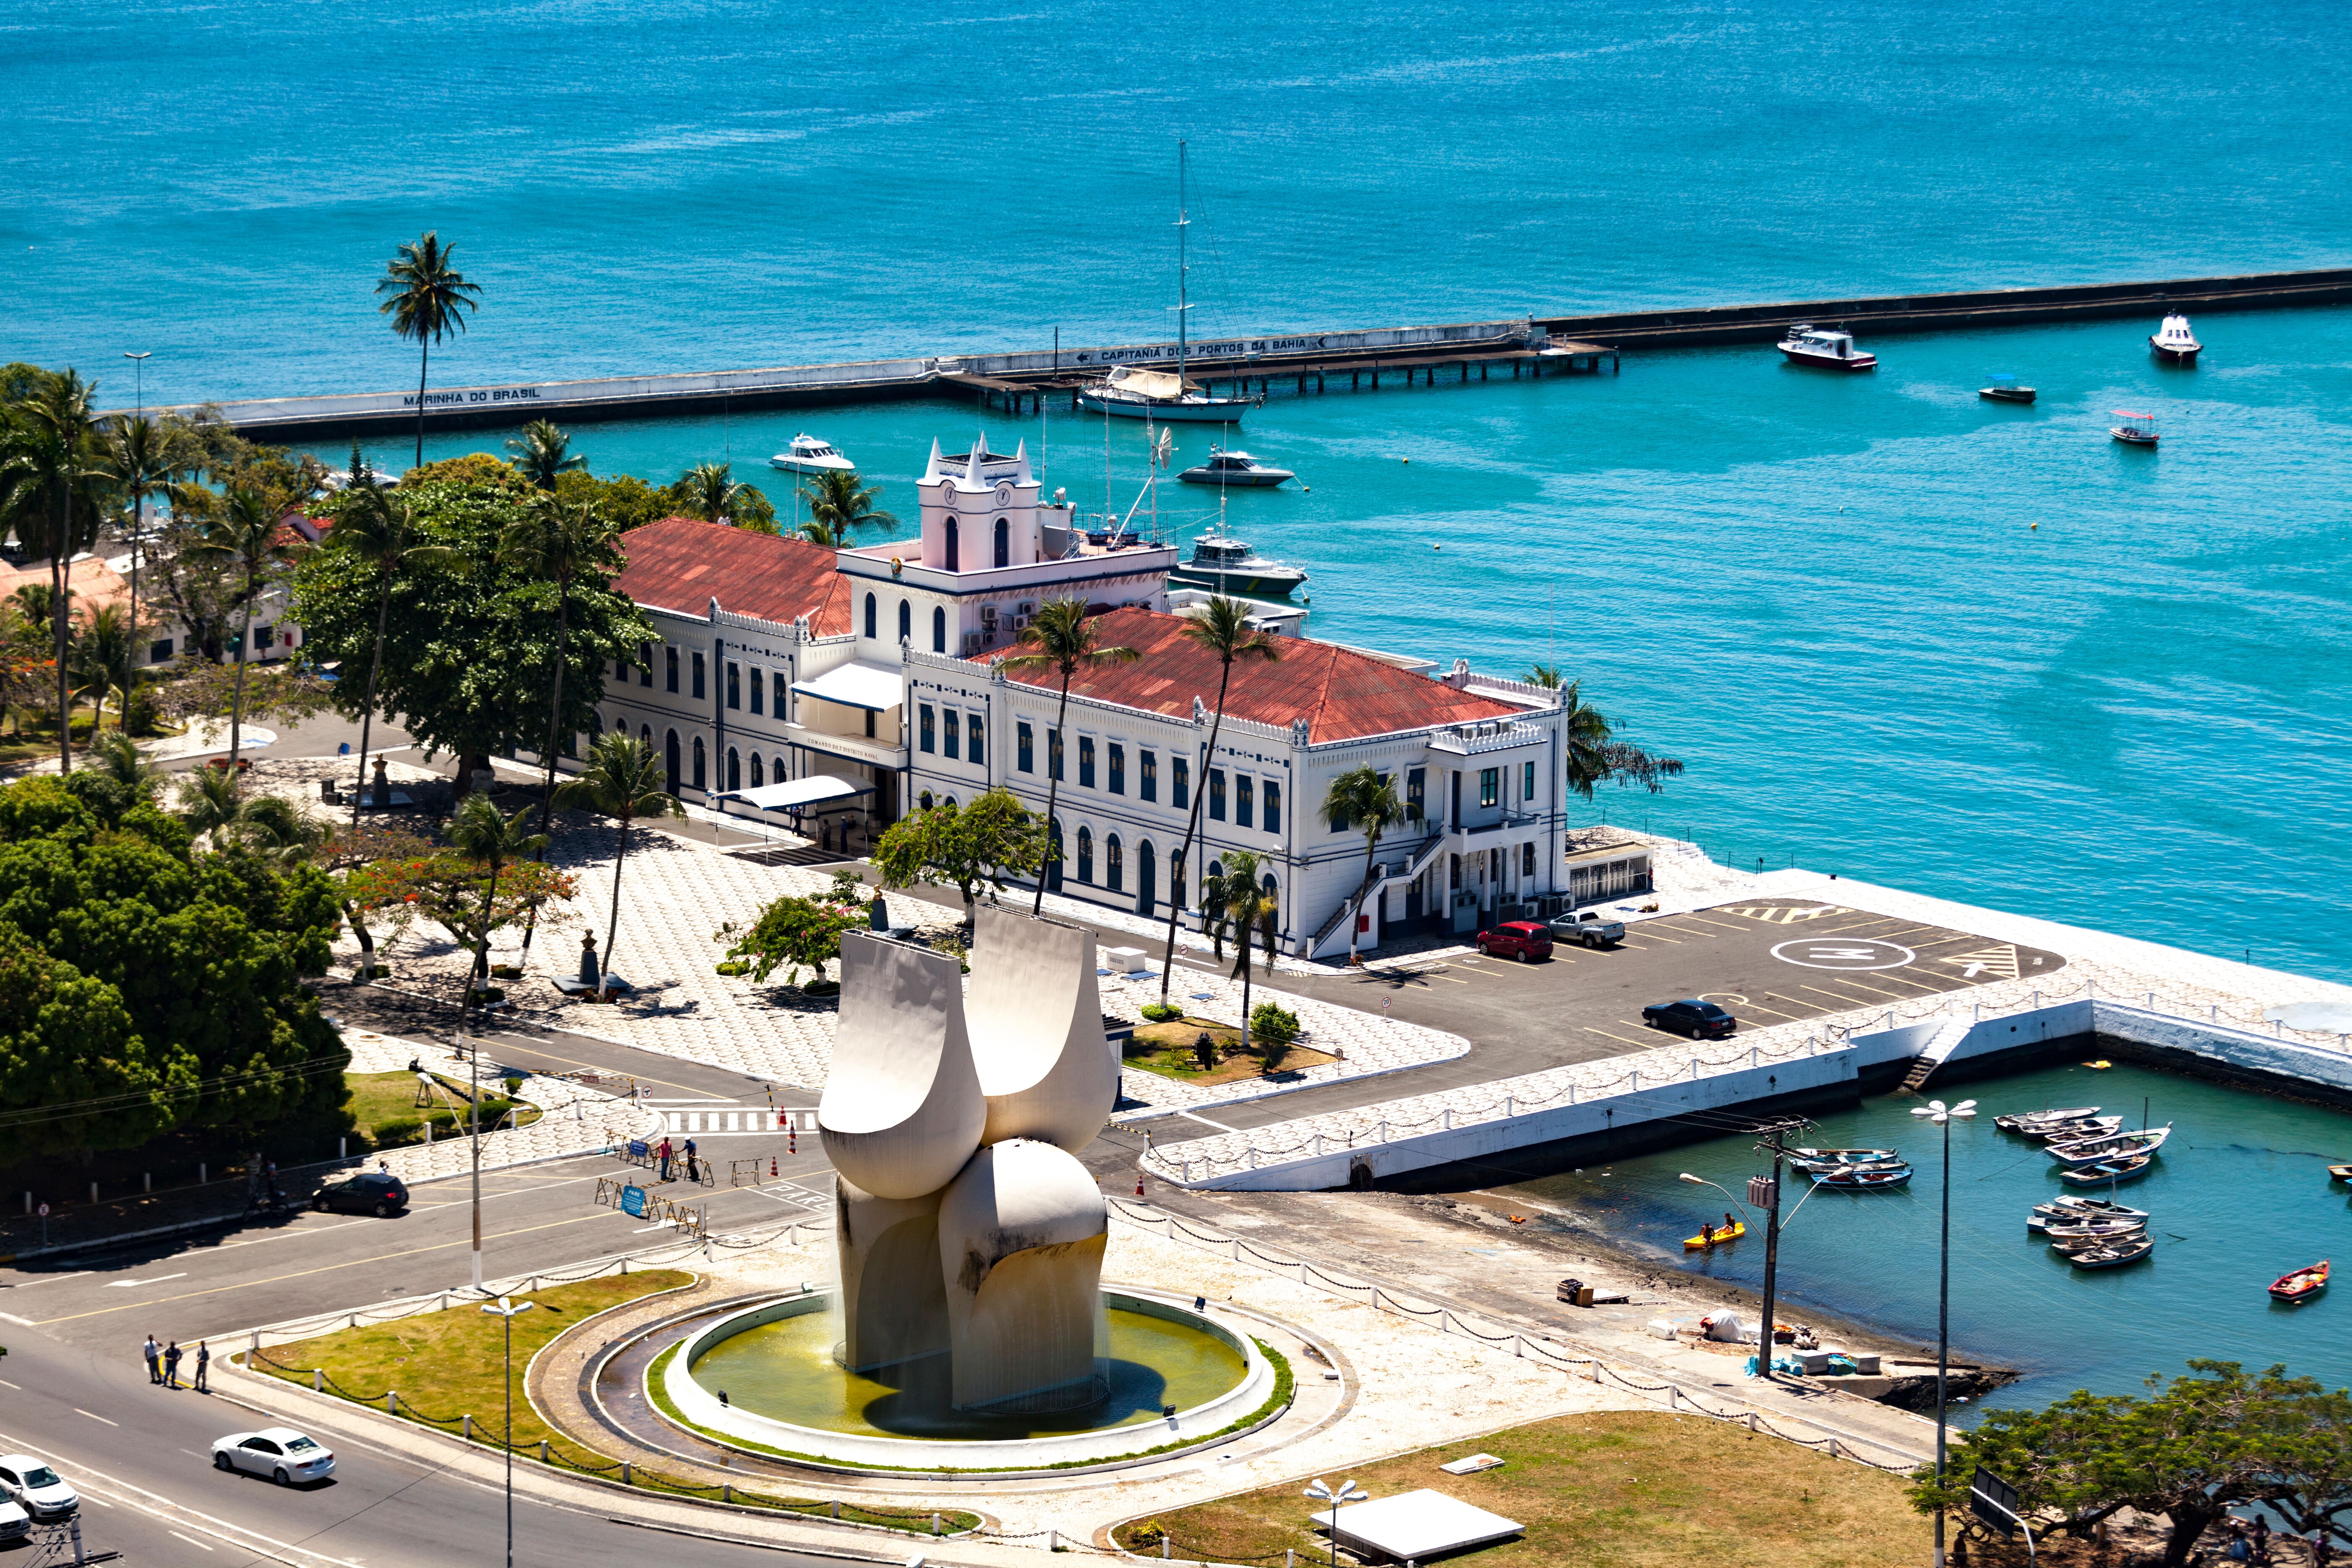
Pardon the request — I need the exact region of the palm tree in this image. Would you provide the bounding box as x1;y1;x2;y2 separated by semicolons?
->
1002;598;1140;913
1559;678;1686;798
505;420;586;492
175;764;248;849
1207;850;1280;1061
376;231;482;471
102;413;176;727
69;603;138;729
327;490;462;828
87;727;165;806
675;461;756;526
1155;596;1281;998
235;794;330;867
1321;764;1406;965
188;486;302;766
553;732;683;1003
3;369;107;771
797;469;896;545
1524;662;1563;689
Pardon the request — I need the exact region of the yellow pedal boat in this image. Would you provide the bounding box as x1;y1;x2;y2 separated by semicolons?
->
1685;1222;1746;1251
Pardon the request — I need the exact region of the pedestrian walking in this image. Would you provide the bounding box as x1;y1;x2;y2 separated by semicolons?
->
683;1137;698;1182
163;1341;182;1389
143;1333;160;1384
2252;1517;2273;1565
193;1341;210;1394
657;1135;673;1182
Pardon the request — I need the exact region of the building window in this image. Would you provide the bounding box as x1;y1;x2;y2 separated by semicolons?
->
692;651;706;699
1264;779;1282;834
1078;737;1096;789
865;707;877;738
639;645;653;686
590;711;604;740
1046;817;1063;888
1479;767;1499;808
1076;826;1094;884
945;516;959;573
665;647;679;692
1522;841;1535;877
1018;721;1034;773
640;724;652;748
1108;743;1125;795
943;709;959;758
726;662;740;710
750;668;765;716
149;637;173;663
967;713;984;763
615;655;629;681
1173;756;1189;810
1208;768;1226;822
1523;760;1536;802
1049;727;1064;781
897;599;911;642
864;593;877;639
1406;766;1426;822
1235;774;1254;829
994;517;1009;568
772;754;786;785
921;790;935;811
692;736;706;791
1106;834;1124;893
1140;750;1158;802
750;752;764;787
727;748;740;792
932;606;946;653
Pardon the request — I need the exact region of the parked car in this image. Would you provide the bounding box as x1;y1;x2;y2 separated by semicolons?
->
310;1171;407;1216
1474;921;1554;962
0;1455;77;1520
1548;911;1625;949
211;1428;335;1486
0;1498;29;1542
1641;999;1738;1039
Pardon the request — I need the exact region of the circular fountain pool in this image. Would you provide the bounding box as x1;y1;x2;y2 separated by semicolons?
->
658;1290;1279;1473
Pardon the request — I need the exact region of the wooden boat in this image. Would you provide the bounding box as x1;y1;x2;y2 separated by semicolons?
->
2044;1216;2148;1243
1684;1221;1747;1251
2033;1116;2123;1144
1814;1164;1912;1190
1996;1106;2099;1132
1787;1148;1902;1173
2269;1261;2329;1302
2068;1235;2155;1269
2110;410;2159;446
2028;1197;2149;1231
2047;1124;2172;1166
2061;1153;2154;1187
1978;372;2036;404
2329;1164;2352;1182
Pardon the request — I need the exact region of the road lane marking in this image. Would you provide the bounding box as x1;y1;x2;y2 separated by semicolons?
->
1582;1025;1651;1046
1179;1109;1242;1134
1671;914;1747;932
0;1378;17;1390
169;1529;217;1552
75;1408;118;1425
0;1272;88;1287
1738;999;1804;1020
102;1273;188;1288
1799;983;1880;1006
1765;992;1825;1014
1624;927;1683;943
0;1312;31;1327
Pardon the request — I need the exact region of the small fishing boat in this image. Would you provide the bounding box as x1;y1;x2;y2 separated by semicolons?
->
1177;449;1294;488
2329;1164;2352;1182
1787;1148;1903;1171
2043;1216;2149;1243
768;433;857;475
2047;1124;2172;1166
2033;1116;2123;1144
1777;324;1877;370
2061;1153;2154;1187
1814;1164;1912;1190
1996;1106;2099;1133
2027;1196;2150;1232
1978;373;2036;404
2149;313;2201;363
2110;410;2159;446
2068;1235;2155;1270
2269;1261;2329;1302
1684;1221;1747;1251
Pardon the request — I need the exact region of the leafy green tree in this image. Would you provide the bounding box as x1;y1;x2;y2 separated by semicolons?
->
1;367;109;771
1320;764;1406;963
551;468;673;531
1003;599;1141;913
874;789;1046;927
446;794;546;1002
377;230;482;470
1153;596;1280;993
188;485;304;764
796;468;897;546
716;892;865;988
553;732;682;1001
68;602;139;727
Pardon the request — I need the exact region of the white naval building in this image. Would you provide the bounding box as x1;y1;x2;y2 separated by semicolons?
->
570;436;1609;957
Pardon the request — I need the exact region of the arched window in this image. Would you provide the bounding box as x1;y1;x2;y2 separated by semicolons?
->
750;753;764;787
692;736;707;791
932;606;946;653
1076;826;1094;885
864;593;877;639
640;724;652;750
1106;833;1124;893
944;516;959;573
920;790;935;811
772;755;786;787
1136;839;1157;916
664;729;681;797
993;516;1009;568
897;599;911;642
590;711;605;740
1046;816;1064;891
944;796;958;810
726;747;740;792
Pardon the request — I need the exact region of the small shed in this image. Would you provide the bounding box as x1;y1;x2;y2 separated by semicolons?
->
1562;840;1652;907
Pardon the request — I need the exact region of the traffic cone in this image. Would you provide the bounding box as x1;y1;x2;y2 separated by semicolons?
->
770;1155;778;1178
1135;1176;1146;1197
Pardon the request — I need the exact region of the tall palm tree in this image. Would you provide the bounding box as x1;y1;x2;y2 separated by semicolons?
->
1320;764;1406;965
327;490;462;828
1002;598;1140;913
88;727;165;807
103;413;176;728
69;603;138;729
188;486;302;766
1156;596;1281;998
505;420;586;492
675;461;758;526
1207;850;1280;1061
3;369;107;771
553;732;683;1003
174;764;249;849
1524;662;1563;689
797;469;896;545
498;493;622;965
1559;678;1686;798
446;791;548;1291
376;231;482;472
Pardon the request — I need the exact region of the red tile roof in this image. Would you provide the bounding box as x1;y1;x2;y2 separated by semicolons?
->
988;606;1528;743
613;517;856;634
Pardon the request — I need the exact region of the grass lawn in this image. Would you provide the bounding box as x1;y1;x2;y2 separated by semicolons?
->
1124;1016;1335;1086
342;1070;539;1150
1117;1410;1927;1568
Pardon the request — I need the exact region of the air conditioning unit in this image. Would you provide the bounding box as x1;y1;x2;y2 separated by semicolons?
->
1016;601;1036;617
980;605;999;627
963;632;983;654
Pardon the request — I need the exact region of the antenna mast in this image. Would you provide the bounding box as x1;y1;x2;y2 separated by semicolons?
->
1176;139;1190;394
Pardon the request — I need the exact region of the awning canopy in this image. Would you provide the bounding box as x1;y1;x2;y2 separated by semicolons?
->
716;774;874;812
790;661;905;713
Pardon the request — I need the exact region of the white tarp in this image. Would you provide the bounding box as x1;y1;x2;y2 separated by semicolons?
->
1102;365;1187;399
718;775;872;812
1327;1491;1524;1560
789;661;905;712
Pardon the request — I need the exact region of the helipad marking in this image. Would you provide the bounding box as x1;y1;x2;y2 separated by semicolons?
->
1771;937;1920;972
1942;945;2022;981
1721;905;1853;925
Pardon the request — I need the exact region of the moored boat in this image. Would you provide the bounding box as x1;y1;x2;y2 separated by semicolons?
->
2032;1116;2123;1144
2047;1124;2172;1166
1777;324;1876;370
2043;1216;2148;1243
1979;372;2036;404
2061;1153;2154;1186
1177;448;1294;488
2110;410;2160;446
2269;1261;2329;1302
2068;1235;2155;1269
2027;1196;2149;1232
1165;526;1309;600
1814;1164;1912;1190
1996;1106;2099;1132
1787;1147;1902;1171
768;433;857;475
1685;1221;1746;1251
2329;1163;2352;1182
2149;313;2201;363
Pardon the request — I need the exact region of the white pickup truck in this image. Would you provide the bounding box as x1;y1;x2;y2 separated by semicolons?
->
1548;910;1626;949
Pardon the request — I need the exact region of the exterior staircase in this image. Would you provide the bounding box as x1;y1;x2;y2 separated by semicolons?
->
1899;1017;1974;1093
1308;832;1448;960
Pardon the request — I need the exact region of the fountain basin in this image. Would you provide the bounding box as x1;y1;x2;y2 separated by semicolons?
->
658;1288;1280;1473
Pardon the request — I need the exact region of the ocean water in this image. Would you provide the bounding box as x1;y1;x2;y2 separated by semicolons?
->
8;0;2351;973
1512;1059;2352;1415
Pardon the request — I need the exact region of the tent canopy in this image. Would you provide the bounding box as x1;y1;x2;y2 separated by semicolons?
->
790;661;905;713
717;774;872;812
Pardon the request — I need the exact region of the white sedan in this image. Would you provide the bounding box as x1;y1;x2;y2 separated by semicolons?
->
0;1454;76;1520
210;1427;335;1485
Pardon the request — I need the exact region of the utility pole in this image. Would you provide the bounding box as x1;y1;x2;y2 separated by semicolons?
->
1749;1118;1807;1380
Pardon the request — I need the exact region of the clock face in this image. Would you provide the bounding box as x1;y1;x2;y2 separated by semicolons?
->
995;480;1015;505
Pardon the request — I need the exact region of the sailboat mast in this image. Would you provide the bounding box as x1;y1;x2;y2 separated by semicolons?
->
1176;139;1189;394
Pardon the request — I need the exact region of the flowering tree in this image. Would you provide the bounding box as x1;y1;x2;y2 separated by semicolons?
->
343;849;576;957
716;893;866;988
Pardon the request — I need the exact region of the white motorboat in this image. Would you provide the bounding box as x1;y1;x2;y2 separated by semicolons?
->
1166;525;1308;600
1177;449;1294;487
1777;324;1877;370
769;433;857;475
2149;313;2201;363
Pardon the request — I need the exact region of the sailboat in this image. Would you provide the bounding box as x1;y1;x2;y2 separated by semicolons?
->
1079;143;1254;425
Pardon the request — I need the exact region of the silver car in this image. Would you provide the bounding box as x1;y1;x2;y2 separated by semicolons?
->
0;1454;76;1520
211;1426;335;1485
0;1498;29;1541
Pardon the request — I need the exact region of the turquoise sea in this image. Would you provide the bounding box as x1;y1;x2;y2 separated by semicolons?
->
7;0;2350;980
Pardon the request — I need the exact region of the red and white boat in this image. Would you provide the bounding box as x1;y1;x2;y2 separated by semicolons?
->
1777;324;1876;370
2269;1261;2329;1302
2150;313;2201;363
2110;410;2160;446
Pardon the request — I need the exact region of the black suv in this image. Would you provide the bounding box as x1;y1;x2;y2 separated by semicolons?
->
1640;999;1738;1039
311;1171;409;1216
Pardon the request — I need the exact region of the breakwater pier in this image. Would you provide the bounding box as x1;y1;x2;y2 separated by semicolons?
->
172;266;2352;442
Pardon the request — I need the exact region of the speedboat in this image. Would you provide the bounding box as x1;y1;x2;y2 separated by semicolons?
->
769;433;857;475
1979;372;2036;404
2110;410;2160;446
1777;324;1876;370
1997;1106;2099;1132
2061;1153;2153;1186
2068;1235;2154;1269
2047;1124;2171;1166
2269;1261;2329;1302
1166;526;1308;600
2149;313;2201;363
1178;449;1294;488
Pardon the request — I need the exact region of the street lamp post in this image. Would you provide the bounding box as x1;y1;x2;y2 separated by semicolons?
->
480;1296;536;1568
1303;1477;1366;1568
1911;1096;1977;1568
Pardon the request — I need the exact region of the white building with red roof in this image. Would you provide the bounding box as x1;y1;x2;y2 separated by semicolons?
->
583;436;1614;957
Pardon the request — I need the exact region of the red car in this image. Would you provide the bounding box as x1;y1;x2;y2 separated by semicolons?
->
1475;921;1554;962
